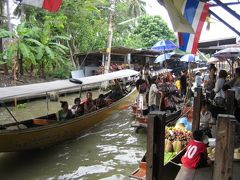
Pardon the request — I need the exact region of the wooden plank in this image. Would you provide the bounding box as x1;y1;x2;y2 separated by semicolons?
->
192;87;202;132
213;114;236;180
226;89;235;115
147;111;166;180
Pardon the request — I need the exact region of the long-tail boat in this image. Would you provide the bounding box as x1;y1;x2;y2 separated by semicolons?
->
0;69;139;152
130;106;193;179
130;149;186;180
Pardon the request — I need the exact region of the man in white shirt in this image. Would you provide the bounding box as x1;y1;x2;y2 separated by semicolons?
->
148;76;161;111
195;71;202;87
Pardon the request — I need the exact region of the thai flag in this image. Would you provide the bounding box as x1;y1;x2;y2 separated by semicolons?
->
178;0;209;54
16;0;62;12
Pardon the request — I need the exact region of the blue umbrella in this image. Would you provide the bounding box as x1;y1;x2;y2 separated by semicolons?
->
154;52;175;63
151;40;177;51
180;54;196;62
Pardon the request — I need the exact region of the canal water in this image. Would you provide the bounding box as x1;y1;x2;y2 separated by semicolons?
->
0;92;146;180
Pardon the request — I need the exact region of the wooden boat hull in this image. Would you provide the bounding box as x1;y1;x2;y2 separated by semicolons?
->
0;89;137;152
131;110;182;129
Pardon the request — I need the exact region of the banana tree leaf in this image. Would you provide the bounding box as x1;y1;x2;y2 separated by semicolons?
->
44;46;54;59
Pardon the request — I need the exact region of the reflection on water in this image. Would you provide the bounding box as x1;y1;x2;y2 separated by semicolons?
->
0;105;146;179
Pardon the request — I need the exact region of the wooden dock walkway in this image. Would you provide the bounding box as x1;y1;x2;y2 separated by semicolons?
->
175;161;240;180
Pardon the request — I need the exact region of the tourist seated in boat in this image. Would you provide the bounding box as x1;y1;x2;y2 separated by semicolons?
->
107;79;124;101
95;94;108;109
120;77;130;94
71;97;84;116
84;91;96;113
57;101;73;121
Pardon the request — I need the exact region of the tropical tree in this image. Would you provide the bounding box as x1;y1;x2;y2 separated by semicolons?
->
126;15;177;49
127;0;146;18
33;24;69;77
59;0;107;55
0;18;69;79
0;24;38;80
0;0;9;75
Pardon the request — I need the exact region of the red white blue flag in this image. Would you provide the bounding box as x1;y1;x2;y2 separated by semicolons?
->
17;0;62;12
178;0;209;54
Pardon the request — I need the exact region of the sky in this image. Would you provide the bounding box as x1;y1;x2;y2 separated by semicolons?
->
146;0;240;42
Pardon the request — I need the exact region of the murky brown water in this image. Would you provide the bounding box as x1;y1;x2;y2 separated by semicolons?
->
0;92;146;180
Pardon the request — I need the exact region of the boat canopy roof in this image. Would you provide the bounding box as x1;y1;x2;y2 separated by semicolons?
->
0;69;139;101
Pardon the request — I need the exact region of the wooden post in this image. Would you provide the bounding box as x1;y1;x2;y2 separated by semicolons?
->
213;114;236;180
192;87;202;132
226;89;235;115
146;111;166;180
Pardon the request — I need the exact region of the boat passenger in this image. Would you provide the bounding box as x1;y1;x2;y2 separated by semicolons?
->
57;101;73;121
84;91;96;113
107;79;124;101
95;94;108;109
71;97;84;116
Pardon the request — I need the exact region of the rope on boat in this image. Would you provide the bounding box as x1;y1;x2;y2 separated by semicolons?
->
0;101;21;130
169;160;182;167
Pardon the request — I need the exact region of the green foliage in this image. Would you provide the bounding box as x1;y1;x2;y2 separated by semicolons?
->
127;0;146;18
124;34;144;48
47;62;73;79
0;0;178;79
0;29;15;38
0;60;6;65
129;15;177;48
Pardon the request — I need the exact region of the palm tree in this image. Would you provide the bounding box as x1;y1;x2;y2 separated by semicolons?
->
127;0;146;18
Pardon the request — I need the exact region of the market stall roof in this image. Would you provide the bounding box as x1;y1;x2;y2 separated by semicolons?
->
0;69;139;101
76;47;139;56
75;47;165;58
132;49;162;57
198;37;238;54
